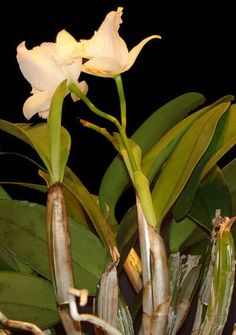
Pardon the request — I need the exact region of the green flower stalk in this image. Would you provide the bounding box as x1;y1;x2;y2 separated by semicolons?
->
114;75;127;130
113;77;170;334
68;81;121;131
68;74;170;334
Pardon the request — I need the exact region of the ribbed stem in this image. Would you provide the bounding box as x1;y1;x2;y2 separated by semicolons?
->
114;74;127;130
46;183;82;334
68;81;121;130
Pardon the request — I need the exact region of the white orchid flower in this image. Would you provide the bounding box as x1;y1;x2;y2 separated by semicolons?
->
17;30;88;119
77;7;161;78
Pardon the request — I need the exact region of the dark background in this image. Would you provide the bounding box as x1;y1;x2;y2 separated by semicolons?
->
0;1;235;334
1;0;235;196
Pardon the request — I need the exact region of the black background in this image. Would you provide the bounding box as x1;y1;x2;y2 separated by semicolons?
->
1;0;235;196
0;1;235;334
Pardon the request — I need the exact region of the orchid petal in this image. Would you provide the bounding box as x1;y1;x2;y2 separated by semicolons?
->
23;90;54;120
125;35;162;71
61;58;82;82
79;7;128;67
17;29;85;119
77;8;161;77
17;42;65;91
70;80;89;102
55;30;81;65
82;57;122;77
78;80;89;95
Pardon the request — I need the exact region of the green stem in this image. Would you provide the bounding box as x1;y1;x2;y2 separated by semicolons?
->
80;119;114;144
114;75;127;130
119;128;139;173
68;81;121;131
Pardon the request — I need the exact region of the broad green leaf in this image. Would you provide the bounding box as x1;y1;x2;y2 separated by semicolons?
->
0;151;45;170
0;244;19;271
152;98;232;226
189;166;231;231
0;187;34;274
0;199;108;295
180;227;209;251
132;92;205;153
188;239;209;255
48;80;69;183
0;121;50;175
63;167;115;252
142;95;233;181
116;206;138;270
173;104;236;220
0;120;71;183
200;103;236;179
0;271;59;329
0;186;10;199
0;244;34;274
99;92;205;225
222;157;236;247
0;181;47;193
63;187;89;228
168;217;208;253
0;152;47;192
142;96;224;181
222;157;236;216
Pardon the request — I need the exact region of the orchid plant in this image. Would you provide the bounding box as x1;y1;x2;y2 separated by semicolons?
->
0;6;236;335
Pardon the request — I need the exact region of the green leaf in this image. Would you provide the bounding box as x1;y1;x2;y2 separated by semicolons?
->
118;295;135;335
0;151;45;170
0;120;71;183
0;199;108;295
0;244;19;271
0;244;34;274
63;187;89;228
189;166;231;232
168;217;208;253
48;80;69;183
63;167;114;252
116;206;138;270
0;188;34;274
113;133;142;182
0;271;59;329
152;97;232;226
99;92;205;225
200;103;236;178
188;239;209;255
173;103;236;220
222;157;236;246
222;157;236;216
0;181;47;193
0;186;10;199
142;96;216;182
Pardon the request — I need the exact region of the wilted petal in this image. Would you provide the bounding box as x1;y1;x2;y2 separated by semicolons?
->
125;35;162;71
23;90;53;119
17;42;65;91
78;80;89;95
82;57;122;77
70;80;89;102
